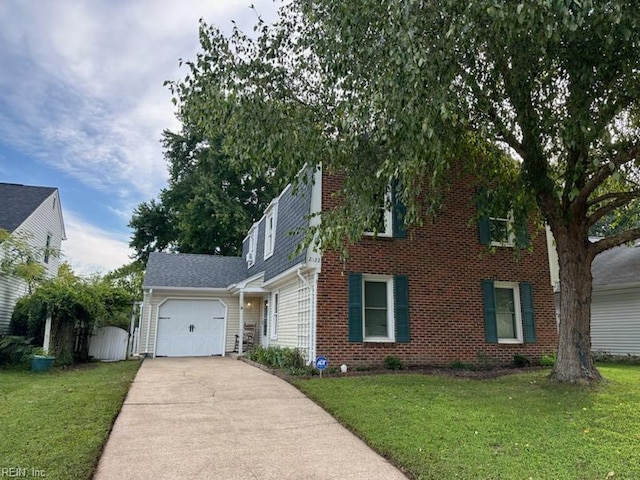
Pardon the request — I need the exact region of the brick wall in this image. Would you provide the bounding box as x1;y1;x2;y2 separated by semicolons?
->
316;171;558;368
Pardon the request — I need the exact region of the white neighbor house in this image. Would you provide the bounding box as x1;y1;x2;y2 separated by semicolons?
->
0;183;66;334
547;228;640;356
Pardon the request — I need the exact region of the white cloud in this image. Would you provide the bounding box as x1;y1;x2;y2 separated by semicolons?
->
61;211;133;276
0;0;280;201
0;1;280;274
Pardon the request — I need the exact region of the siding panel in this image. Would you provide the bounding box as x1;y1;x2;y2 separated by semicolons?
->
592;288;640;355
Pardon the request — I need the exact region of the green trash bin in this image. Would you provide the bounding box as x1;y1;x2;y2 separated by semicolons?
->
31;355;55;372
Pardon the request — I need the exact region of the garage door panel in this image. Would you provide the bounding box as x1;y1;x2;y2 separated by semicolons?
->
156;299;226;357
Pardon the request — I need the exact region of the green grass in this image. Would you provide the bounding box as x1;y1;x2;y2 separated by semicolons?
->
0;360;140;480
294;364;640;480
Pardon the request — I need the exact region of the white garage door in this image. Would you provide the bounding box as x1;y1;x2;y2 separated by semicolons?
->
156;299;226;357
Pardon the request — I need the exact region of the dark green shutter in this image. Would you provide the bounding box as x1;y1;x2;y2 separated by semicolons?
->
392;185;407;239
477;188;491;245
394;275;410;343
479;217;491;245
482;279;498;343
348;273;363;342
515;216;530;248
520;281;536;343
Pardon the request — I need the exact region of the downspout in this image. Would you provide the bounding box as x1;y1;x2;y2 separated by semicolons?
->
239;290;245;355
144;289;153;357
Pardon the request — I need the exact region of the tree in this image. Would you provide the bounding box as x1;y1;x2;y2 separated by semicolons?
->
11;264;137;363
169;1;640;383
129;125;284;262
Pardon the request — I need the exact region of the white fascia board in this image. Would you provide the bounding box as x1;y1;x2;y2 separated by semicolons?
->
263;263;314;289
143;286;230;294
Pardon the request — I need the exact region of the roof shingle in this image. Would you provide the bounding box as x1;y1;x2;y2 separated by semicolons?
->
0;183;57;233
143;252;248;289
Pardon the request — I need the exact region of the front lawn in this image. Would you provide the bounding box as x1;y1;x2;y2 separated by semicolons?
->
294;364;640;479
0;360;140;480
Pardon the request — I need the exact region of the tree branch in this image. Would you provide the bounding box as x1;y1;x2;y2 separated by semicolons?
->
576;142;640;207
590;226;640;257
587;190;640;228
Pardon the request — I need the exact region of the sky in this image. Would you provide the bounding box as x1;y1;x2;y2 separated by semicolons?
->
0;0;280;275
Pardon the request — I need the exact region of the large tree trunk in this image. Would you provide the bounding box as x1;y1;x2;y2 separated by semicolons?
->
548;229;602;384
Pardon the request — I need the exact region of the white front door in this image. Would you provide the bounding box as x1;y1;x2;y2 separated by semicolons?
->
260;297;269;348
156;299;226;357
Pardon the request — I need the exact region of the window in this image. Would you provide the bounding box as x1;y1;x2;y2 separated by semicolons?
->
348;273;410;343
246;225;258;267
270;291;279;339
489;212;515;247
44;234;52;264
365;190;393;237
263;201;278;259
477;189;528;248
482;280;536;344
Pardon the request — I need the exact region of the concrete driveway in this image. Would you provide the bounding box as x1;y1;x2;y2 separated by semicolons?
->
93;357;407;480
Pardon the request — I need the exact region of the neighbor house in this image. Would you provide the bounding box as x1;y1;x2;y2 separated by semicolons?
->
139;165;558;367
590;243;640;356
0;183;66;334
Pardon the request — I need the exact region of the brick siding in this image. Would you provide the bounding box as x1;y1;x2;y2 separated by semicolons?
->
316;171;558;368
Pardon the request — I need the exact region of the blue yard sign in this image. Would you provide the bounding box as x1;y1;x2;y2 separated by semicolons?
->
316;355;328;371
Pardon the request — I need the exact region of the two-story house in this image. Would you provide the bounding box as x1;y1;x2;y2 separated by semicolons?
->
0;183;66;334
140;165;557;367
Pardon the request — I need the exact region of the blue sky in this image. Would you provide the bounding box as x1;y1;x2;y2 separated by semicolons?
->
0;0;279;274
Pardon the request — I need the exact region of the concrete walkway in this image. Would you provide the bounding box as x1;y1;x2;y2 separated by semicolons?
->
93;357;407;480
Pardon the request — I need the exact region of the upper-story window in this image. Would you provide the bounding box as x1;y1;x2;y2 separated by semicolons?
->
44;234;52;264
364;190;393;237
246;225;258;267
263;200;278;260
489;211;515;247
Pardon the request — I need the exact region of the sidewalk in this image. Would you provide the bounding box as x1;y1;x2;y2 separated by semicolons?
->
93;357;408;480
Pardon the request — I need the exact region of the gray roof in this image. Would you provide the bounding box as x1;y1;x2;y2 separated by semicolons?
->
143;252;248;289
0;183;57;233
592;244;640;287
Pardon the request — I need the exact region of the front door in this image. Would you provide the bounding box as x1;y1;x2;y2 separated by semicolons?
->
260;297;269;347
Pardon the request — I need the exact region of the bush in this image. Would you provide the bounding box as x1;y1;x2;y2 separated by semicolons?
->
245;346;305;370
540;352;557;367
0;336;35;367
513;354;532;367
384;355;404;370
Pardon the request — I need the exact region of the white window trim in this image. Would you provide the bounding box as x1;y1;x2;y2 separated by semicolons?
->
362;274;395;342
263;201;278;260
490;211;515;247
270;290;279;340
494;281;523;344
364;189;393;238
246;225;258;267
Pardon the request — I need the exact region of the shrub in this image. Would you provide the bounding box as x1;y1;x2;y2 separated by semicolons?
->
513;354;532;367
450;359;472;370
245;346;305;370
540;352;557;367
0;336;35;367
384;355;404;370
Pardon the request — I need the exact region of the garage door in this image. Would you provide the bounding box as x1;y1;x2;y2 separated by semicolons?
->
156;299;226;357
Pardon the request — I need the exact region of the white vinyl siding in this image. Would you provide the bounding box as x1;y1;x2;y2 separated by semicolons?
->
0;191;64;334
267;279;301;350
592;288;640;355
